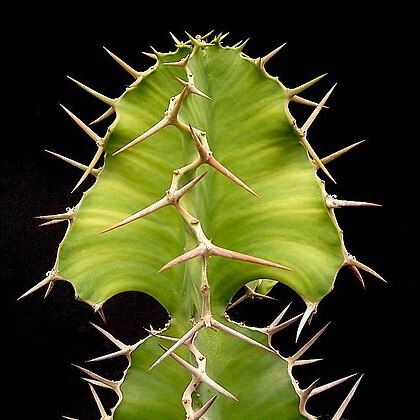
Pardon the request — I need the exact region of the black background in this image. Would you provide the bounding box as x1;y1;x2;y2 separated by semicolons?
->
4;8;415;420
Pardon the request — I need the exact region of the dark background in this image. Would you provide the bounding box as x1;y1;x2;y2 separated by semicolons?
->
4;9;415;420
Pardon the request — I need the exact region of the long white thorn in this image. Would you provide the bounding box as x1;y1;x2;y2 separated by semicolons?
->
101;196;170;234
169;32;182;45
211;319;275;354
89;107;115;125
326;195;381;209
90;322;127;349
113;117;169;156
159;345;238;401
18;271;60;300
73;364;119;390
174;76;212;100
301;136;336;183
149;321;205;371
301;84;337;133
290;95;328;107
296;303;317;342
67;76;116;106
88;383;108;418
72;146;104;193
269;303;292;329
320;140;365;165
60;104;102;143
288;73;328;96
290;323;330;364
190;396;218;419
293;358;323;366
310;373;357;398
268;313;303;336
103;47;139;78
346;255;386;282
332;375;364;420
349;265;366;289
260;43;286;67
45;150;100;177
82;377;114;390
87;349;128;363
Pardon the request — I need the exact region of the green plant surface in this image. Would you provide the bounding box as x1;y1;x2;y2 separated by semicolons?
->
24;33;383;419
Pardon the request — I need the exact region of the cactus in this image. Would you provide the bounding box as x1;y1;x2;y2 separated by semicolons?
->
21;32;384;419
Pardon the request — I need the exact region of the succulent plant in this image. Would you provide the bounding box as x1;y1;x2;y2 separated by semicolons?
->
20;32;384;419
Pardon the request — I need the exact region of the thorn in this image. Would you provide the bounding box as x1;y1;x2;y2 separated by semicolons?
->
288;73;328;96
301;84;337;133
35;207;75;223
174;76;212;100
290;95;329;108
174;172;207;199
73;364;118;390
210;245;291;270
103;47;139;78
202;30;215;40
82;377;114;390
149;321;204;370
169;32;182;45
163;54;190;67
88;383;108;418
89;107;115;125
112;117;169;156
269;303;292;329
348;265;365;289
44;281;55;298
18;271;58;300
227;284;277;310
45;150;100;177
67;76;115;106
38;219;68;227
87;349;129;363
326;195;381;209
142;51;158;60
159;244;207;272
301;378;320;397
310;373;357;398
290;323;330;364
95;307;107;324
260;43;286;67
320;140;365;165
296;303;317;342
219;32;230;42
347;255;386;283
102;196;170;233
189;126;258;196
60;104;102;143
331;375;364;420
231;40;243;48
145;328;178;342
206;155;259;196
102;172;206;233
158;344;238;401
226;294;248;311
62;416;78;419
300;136;336;184
150;46;161;57
246;287;278;301
71;146;104;193
211;319;275;354
185;32;196;43
293;358;323;366
235;38;250;52
268;313;303;336
190;395;218;419
90;322;127;349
